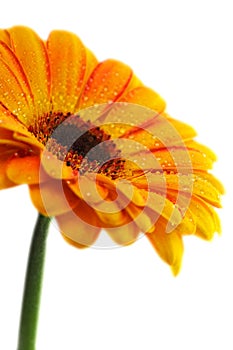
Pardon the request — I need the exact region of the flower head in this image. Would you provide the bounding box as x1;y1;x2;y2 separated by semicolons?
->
0;26;223;274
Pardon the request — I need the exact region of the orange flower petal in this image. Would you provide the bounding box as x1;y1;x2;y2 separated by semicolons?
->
150;146;215;171
106;220;140;245
163;172;222;207
0;41;34;123
12;131;43;150
138;172;222;208
0;127;12;139
6;155;48;184
123;73;143;92
146;220;184;275
96;209;129;228
0;150;16;189
41;150;74;180
0;113;43;153
29;180;78;216
47;31;86;113
78;59;133;110
0;113;31;134
67;174;109;203
56;200;101;248
0;56;33;123
120;86;166;113
119;113;196;150
8;26;50;116
116;181;183;233
0;29;10;46
83;48;98;83
125;203;155;233
0;26;223;275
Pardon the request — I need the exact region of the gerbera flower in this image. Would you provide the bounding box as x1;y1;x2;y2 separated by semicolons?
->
0;26;223;274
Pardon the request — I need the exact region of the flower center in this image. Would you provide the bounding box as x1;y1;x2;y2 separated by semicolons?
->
28;112;125;178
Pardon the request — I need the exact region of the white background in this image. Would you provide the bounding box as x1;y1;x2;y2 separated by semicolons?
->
0;1;233;349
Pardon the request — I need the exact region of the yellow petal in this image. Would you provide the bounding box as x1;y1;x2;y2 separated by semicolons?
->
146;220;184;275
166;115;197;141
120;86;166;113
119;112;196;150
151;146;215;171
195;171;225;195
186;140;217;161
192;174;222;207
164;190;196;235
122;73;143;93
189;196;221;240
148;172;223;208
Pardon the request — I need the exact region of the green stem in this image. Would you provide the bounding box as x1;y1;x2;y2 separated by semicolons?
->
17;214;52;350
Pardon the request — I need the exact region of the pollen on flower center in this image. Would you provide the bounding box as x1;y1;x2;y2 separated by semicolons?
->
28;112;126;177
